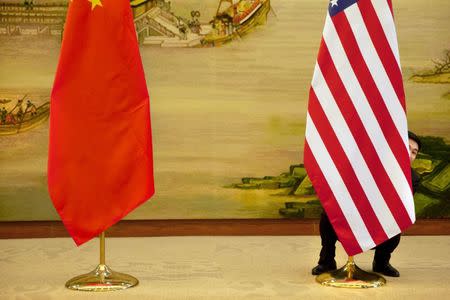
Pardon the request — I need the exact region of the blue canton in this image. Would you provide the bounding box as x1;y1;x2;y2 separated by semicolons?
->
328;0;360;17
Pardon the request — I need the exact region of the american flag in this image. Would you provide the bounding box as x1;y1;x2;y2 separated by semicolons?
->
304;0;414;255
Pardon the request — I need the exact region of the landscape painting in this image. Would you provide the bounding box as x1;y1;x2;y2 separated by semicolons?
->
0;0;449;221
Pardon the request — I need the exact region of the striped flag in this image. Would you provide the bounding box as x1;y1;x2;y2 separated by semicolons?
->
304;0;414;256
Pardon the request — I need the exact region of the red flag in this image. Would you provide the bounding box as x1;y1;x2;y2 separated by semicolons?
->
48;0;154;245
304;0;414;255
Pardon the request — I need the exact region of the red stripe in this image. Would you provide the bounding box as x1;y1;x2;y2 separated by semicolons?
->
357;0;406;111
386;0;394;16
316;40;413;230
304;142;363;255
308;88;388;245
332;12;412;192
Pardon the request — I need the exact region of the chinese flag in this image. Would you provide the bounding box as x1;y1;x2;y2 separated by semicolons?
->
48;0;154;245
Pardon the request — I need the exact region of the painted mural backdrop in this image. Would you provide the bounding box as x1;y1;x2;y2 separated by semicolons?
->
0;0;449;221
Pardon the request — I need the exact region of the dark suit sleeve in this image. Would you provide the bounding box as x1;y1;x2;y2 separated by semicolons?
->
411;168;420;195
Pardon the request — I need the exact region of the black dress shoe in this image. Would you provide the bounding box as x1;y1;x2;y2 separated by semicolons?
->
311;261;337;275
372;262;400;277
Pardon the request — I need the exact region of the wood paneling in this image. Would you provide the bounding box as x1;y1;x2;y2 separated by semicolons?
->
1;219;449;239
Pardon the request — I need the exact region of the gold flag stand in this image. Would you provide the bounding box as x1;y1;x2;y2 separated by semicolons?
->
65;232;139;291
316;256;386;288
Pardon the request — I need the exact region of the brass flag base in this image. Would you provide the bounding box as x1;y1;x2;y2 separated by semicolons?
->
65;264;138;291
316;256;386;288
65;232;139;292
66;265;139;292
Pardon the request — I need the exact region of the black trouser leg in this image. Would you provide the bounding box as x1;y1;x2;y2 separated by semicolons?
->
374;234;401;265
318;213;338;265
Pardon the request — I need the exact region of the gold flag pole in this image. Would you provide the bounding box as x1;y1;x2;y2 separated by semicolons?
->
316;256;386;288
65;231;139;291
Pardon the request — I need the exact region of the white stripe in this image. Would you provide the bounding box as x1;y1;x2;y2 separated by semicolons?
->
345;5;408;152
322;14;415;222
371;0;401;68
305;113;375;251
311;64;401;237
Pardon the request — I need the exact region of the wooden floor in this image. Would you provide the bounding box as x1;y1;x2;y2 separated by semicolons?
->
1;236;450;299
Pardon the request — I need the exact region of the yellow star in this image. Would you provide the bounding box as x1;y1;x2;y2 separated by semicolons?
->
88;0;103;10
